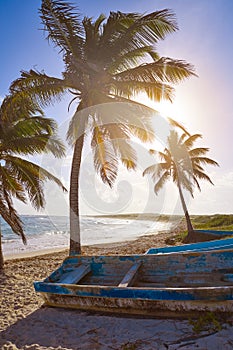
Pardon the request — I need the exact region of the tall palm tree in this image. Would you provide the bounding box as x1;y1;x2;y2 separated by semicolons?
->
143;130;219;242
0;94;66;268
10;0;196;254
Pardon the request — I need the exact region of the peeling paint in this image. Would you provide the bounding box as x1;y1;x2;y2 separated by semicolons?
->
34;249;233;316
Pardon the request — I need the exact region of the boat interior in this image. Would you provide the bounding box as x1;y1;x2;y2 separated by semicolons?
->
45;250;233;289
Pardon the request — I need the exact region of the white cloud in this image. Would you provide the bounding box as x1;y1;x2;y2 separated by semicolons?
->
189;171;233;214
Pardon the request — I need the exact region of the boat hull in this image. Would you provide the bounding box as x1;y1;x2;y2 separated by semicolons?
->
34;249;233;317
146;237;233;254
37;286;233;317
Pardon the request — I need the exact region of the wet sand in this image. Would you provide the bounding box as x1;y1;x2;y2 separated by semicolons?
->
1;226;233;349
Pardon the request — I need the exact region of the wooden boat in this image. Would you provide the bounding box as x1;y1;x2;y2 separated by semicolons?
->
34;249;233;317
146;237;233;255
195;229;233;236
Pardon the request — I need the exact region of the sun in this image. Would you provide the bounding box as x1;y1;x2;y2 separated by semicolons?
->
135;92;183;121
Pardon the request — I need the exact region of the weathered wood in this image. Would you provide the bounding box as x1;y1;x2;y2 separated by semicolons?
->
58;264;91;284
222;274;233;282
118;262;142;287
34;249;233;317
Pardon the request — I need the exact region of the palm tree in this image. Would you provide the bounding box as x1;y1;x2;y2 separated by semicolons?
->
143;130;219;242
0;94;66;268
10;0;196;254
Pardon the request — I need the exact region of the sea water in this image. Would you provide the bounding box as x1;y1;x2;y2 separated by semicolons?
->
1;215;172;257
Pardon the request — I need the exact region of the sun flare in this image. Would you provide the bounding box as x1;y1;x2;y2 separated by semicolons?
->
135;93;183;121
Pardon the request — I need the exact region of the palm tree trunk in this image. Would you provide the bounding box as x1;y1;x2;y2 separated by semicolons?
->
0;223;4;270
69;134;84;255
177;181;194;240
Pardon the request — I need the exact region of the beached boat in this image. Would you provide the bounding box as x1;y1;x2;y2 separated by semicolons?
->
34;249;233;317
146;236;233;255
195;229;233;236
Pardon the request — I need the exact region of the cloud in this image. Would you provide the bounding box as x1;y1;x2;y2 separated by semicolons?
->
189;170;233;214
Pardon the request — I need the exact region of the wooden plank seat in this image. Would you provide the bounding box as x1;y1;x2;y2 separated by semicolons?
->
118;262;142;287
58;264;91;284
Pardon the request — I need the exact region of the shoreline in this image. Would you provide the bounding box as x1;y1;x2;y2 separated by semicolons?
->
2;214;177;261
4;222;185;261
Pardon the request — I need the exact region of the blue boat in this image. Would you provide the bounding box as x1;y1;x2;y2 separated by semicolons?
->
34;249;233;317
146;237;233;255
195;229;233;236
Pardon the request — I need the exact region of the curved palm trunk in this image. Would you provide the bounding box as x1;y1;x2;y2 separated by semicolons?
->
69;135;84;255
177;181;195;241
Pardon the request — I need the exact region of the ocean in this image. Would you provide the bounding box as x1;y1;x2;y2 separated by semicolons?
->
1;215;172;257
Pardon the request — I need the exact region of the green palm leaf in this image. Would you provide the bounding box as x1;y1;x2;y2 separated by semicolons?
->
0;93;66;250
40;0;84;56
0;194;26;244
10;70;67;107
115;58;196;85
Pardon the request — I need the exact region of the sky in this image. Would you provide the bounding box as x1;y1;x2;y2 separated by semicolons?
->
1;0;233;217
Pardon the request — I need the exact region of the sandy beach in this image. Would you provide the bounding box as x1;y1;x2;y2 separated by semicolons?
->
2;227;233;350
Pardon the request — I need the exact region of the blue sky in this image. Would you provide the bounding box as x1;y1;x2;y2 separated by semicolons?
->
1;0;233;216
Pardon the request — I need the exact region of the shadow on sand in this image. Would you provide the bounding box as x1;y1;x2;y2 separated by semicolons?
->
1;306;233;349
0;306;196;350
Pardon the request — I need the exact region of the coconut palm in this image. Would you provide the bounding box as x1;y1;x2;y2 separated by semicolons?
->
0;94;66;268
10;0;196;254
143;130;219;242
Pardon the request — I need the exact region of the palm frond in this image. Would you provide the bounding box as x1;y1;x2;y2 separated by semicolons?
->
108;46;155;73
10;70;67;108
193;170;214;185
158;150;171;164
189;147;210;157
86;100;155;144
2;116;57;141
193;156;219;167
2;134;65;158
100;10;178;66
168;118;190;136
40;0;84;56
0;166;26;202
112;139;137;170
184;134;202;149
66;101;89;145
0;94;43;123
178;170;194;195
91;124;118;187
193;176;201;191
143;162;169;182
111;80;174;102
153;170;170;194
115;58;196;85
83;15;106;61
4;156;66;209
0;193;26;244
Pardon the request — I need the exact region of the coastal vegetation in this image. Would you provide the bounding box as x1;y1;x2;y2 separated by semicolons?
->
191;214;233;231
0;94;66;268
10;0;196;254
143;130;219;242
